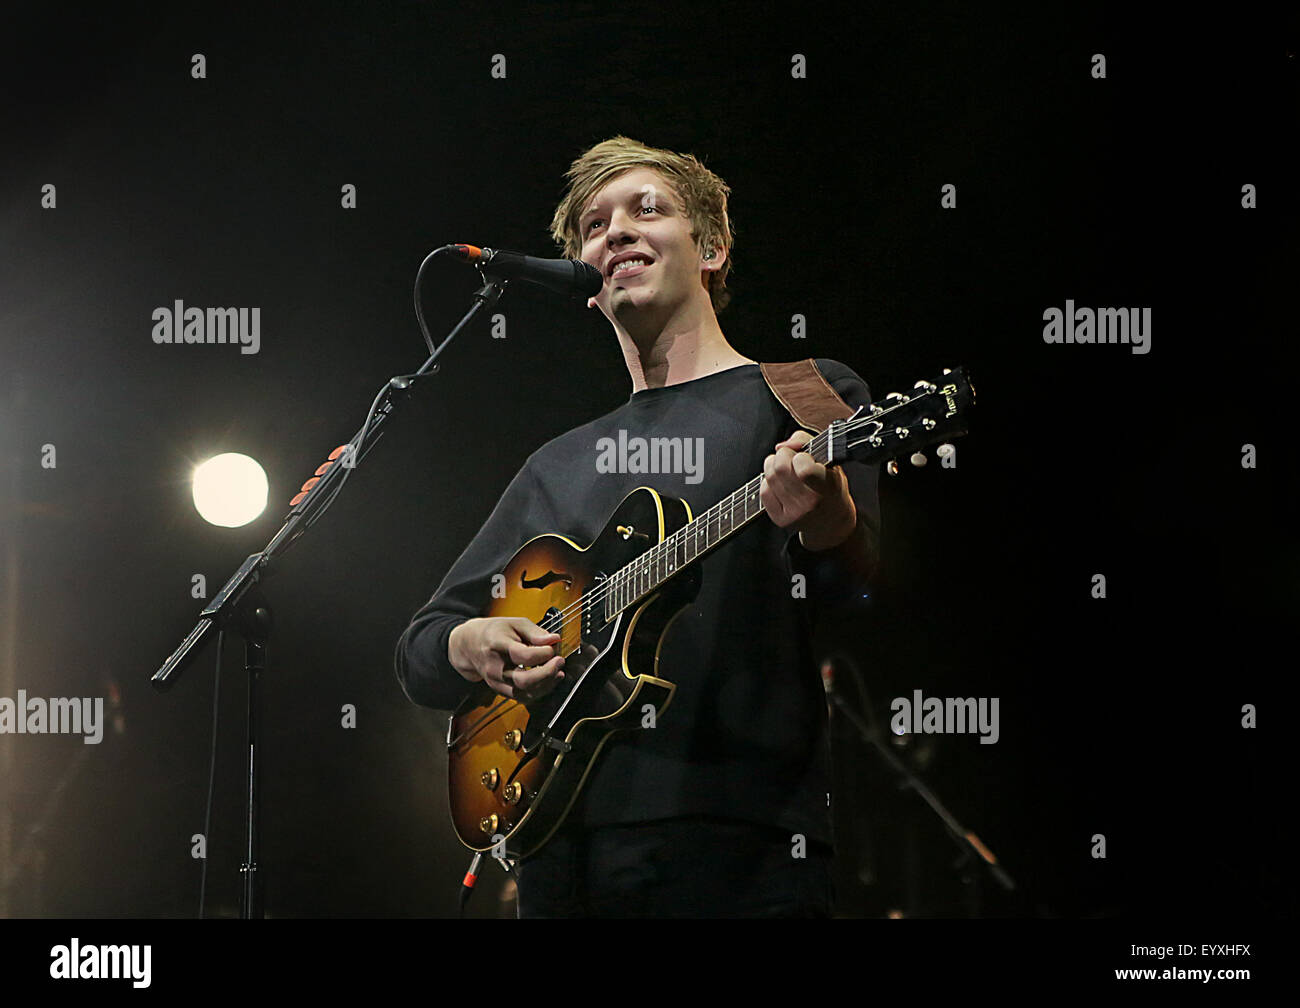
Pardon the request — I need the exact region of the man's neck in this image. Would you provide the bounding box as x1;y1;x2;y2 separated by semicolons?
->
615;299;755;394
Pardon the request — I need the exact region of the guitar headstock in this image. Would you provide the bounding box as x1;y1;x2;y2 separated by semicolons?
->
829;366;975;469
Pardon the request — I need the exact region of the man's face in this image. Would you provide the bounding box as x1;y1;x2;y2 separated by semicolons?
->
577;167;716;321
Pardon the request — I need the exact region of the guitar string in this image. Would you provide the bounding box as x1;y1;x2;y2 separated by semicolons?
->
530;390;937;641
534;392;939;640
537;433;820;637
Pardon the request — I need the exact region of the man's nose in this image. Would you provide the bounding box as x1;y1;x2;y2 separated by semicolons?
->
605;208;641;243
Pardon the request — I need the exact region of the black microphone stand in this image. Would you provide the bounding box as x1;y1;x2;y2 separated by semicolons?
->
151;254;512;919
825;661;1017;915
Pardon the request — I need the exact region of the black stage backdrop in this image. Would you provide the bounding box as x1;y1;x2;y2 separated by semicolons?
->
0;0;1294;926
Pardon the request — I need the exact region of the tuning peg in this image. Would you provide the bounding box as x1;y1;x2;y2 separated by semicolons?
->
942;368;952;375
936;443;955;459
910;452;927;467
887;460;900;476
913;380;936;391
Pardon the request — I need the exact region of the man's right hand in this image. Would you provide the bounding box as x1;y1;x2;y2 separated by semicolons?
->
448;617;566;703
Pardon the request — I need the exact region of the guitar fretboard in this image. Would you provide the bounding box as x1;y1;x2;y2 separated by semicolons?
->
589;373;967;627
599;435;830;624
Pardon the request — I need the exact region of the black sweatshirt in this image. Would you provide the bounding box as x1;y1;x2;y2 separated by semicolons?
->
395;359;880;846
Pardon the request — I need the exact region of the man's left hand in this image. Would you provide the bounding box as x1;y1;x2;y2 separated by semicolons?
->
760;429;857;551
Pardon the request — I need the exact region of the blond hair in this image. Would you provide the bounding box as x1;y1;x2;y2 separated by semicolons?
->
550;135;735;312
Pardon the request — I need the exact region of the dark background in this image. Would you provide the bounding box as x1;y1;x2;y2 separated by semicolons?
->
0;1;1294;919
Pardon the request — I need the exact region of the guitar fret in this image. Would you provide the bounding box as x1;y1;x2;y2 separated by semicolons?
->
580;382;967;635
606;477;771;620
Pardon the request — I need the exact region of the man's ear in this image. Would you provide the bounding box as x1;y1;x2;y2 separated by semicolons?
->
700;246;727;298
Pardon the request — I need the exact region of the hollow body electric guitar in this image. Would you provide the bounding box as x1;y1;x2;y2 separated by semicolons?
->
447;367;975;859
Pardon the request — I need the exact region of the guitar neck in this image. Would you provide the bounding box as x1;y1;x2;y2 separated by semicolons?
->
600;426;839;623
597;368;972;625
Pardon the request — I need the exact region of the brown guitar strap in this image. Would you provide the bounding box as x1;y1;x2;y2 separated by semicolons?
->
759;359;855;432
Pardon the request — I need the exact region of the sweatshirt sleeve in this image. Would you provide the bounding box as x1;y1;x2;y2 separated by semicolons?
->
394;457;553;710
781;359;882;603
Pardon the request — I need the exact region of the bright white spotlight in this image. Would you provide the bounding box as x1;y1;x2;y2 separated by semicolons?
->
192;453;268;528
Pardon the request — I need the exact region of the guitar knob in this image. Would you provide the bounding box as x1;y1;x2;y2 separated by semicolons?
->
479;814;499;835
481;768;499;790
910;452;927;467
887;460;900;476
503;729;522;751
503;782;524;805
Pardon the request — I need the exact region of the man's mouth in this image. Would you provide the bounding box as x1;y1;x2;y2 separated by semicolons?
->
608;257;652;281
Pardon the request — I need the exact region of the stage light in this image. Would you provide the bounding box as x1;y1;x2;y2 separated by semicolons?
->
192;453;268;527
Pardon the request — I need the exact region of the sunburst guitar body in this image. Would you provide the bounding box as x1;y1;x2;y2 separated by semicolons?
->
446;486;699;859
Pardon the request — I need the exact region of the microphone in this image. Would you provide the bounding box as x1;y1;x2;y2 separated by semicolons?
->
447;244;603;298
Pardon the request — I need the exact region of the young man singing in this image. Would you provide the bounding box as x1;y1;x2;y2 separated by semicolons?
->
396;136;880;917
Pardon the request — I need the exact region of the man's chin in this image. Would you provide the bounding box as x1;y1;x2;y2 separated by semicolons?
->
609;286;655;313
